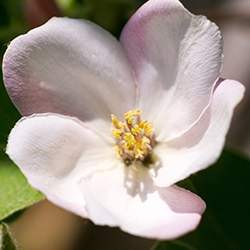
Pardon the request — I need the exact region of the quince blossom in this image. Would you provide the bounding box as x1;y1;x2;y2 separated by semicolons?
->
3;0;244;239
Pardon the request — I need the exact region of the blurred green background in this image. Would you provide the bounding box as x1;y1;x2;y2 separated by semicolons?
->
0;0;250;250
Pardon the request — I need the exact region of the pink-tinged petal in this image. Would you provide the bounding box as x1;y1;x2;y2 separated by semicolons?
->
120;0;222;141
154;79;245;187
80;167;205;239
6;113;115;217
3;17;136;138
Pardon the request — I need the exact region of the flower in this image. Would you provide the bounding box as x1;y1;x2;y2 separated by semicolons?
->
3;0;244;240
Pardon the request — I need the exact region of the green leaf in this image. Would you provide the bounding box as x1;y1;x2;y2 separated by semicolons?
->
0;223;17;250
152;241;195;250
0;161;44;221
56;0;140;36
154;150;250;250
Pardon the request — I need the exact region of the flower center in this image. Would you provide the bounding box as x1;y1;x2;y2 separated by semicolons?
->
111;109;156;166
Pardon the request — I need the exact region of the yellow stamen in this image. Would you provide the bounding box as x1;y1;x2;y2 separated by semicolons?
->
111;109;155;165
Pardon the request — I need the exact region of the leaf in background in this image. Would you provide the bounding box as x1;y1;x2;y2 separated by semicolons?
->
0;161;44;221
152;241;194;250
0;0;25;145
0;223;17;250
56;0;141;36
154;150;250;250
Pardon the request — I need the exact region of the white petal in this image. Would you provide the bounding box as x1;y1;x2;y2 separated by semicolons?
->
80;166;205;239
7;113;115;217
120;0;222;140
154;79;245;187
3;17;136;139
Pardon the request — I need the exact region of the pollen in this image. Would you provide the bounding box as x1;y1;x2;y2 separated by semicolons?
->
111;109;155;165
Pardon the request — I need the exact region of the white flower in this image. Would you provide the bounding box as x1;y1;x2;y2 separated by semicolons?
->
3;0;244;239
